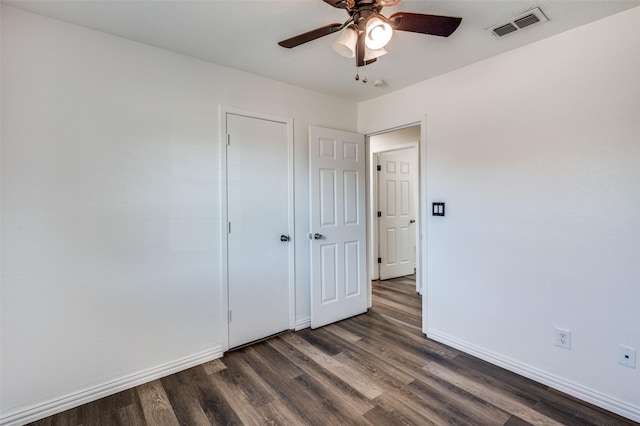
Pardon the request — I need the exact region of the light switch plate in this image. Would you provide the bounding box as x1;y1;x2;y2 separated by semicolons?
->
432;202;445;216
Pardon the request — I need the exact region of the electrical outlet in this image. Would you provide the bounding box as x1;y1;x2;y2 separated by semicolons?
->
618;345;637;369
555;328;571;349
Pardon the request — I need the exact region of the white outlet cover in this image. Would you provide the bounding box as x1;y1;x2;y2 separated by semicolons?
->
555;328;571;349
618;345;637;368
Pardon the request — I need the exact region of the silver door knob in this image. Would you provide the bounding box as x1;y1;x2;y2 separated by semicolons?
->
280;235;290;242
313;233;323;240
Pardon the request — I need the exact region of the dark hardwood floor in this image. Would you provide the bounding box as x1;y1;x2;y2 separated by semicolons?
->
29;276;637;426
372;274;421;329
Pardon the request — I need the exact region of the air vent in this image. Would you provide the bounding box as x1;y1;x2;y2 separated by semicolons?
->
488;7;548;38
493;23;518;37
514;14;540;29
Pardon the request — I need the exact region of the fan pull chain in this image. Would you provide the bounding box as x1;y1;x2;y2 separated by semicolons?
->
355;66;368;83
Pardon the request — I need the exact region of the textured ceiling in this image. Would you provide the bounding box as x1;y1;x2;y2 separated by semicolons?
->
4;0;640;102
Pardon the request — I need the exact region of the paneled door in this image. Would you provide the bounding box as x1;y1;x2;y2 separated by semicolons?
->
309;126;366;329
226;112;291;348
378;148;417;280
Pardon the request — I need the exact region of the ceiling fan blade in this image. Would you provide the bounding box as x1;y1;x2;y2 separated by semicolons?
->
278;23;343;48
389;12;462;37
323;0;348;9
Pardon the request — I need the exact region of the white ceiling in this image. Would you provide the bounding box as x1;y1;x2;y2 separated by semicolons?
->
5;0;639;102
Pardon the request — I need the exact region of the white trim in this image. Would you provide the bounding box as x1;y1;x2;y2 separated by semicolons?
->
0;346;224;426
220;105;296;351
419;114;428;331
286;119;296;331
426;329;640;423
295;317;311;331
219;105;230;352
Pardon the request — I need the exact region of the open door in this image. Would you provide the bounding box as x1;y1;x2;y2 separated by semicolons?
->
309;126;367;329
378;148;417;280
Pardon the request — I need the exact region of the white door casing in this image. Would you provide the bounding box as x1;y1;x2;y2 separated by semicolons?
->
224;110;293;349
378;148;417;280
309;126;367;329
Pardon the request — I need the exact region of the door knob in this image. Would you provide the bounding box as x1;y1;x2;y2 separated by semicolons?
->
313;233;323;240
409;219;416;224
280;235;290;242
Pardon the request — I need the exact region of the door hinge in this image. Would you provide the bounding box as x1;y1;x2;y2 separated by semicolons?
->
226;134;231;146
377;211;382;218
377;165;381;171
228;310;232;323
228;222;231;233
378;257;382;264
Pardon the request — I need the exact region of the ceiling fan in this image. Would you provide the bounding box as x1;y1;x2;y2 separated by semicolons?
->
278;0;462;75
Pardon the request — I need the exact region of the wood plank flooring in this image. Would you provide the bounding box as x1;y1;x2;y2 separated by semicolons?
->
29;276;637;426
372;274;421;329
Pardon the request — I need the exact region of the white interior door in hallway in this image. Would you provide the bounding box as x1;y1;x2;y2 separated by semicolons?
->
226;112;292;349
309;126;366;329
378;148;417;280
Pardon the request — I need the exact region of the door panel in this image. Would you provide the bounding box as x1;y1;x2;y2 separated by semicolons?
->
379;148;417;280
227;113;290;348
320;169;336;226
344;241;361;296
321;244;338;303
310;126;366;329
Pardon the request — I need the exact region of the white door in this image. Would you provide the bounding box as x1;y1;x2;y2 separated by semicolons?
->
227;113;291;348
378;148;417;280
309;126;366;329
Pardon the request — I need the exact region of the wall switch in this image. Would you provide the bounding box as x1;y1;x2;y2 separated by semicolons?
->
432;202;445;216
618;345;637;368
555;328;571;349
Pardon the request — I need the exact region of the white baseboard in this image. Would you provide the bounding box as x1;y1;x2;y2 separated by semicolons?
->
295;317;311;331
0;346;224;426
426;328;640;423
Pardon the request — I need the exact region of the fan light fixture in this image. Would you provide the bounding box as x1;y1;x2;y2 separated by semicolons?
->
279;0;462;84
332;26;388;60
332;27;358;58
364;47;387;61
365;17;392;50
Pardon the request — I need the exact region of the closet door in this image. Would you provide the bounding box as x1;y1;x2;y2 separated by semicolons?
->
226;113;291;348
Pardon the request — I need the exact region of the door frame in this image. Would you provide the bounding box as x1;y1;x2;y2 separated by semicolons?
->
219;105;295;351
365;120;427;331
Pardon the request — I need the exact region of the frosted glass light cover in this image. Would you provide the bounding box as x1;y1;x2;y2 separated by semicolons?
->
365;18;392;50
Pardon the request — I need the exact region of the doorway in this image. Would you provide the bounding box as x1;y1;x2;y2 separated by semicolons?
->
222;108;295;350
367;124;422;325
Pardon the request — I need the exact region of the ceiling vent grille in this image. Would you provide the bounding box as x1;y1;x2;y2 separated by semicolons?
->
488;8;548;38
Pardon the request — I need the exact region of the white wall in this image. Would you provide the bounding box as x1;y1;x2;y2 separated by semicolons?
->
369;126;420;152
359;7;640;421
0;6;356;423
